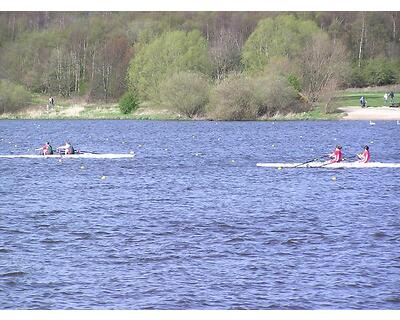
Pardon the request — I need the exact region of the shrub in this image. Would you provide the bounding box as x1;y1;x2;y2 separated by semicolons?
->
207;73;303;120
347;63;367;87
207;73;259;120
363;58;397;86
348;59;397;87
119;91;139;114
0;80;32;114
287;74;301;92
158;71;210;118
254;75;303;116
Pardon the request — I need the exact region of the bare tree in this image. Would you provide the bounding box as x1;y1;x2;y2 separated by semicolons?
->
300;33;349;106
209;27;242;80
358;12;366;68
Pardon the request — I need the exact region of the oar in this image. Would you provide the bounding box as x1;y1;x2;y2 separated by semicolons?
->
293;155;329;168
317;155;359;168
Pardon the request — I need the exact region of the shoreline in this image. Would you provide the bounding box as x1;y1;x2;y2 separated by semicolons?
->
2;104;400;121
338;106;400;120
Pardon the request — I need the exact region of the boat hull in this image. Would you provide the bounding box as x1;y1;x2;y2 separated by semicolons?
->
0;153;135;159
256;162;400;168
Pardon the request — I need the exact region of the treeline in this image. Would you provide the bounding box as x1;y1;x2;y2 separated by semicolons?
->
1;12;400;118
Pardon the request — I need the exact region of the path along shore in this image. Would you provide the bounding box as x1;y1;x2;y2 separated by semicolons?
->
339;106;400;120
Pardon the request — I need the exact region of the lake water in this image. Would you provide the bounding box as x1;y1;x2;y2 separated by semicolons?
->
1;120;400;309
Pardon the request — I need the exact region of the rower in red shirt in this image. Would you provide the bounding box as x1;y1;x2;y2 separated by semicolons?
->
357;145;371;163
329;145;343;163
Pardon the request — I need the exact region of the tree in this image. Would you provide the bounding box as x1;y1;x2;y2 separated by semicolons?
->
128;29;211;101
299;33;349;105
209;27;243;80
242;14;322;73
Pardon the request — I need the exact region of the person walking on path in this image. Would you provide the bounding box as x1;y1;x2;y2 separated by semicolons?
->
360;96;367;108
384;92;388;105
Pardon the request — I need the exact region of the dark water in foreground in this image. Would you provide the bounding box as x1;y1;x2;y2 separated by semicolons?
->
1;120;400;309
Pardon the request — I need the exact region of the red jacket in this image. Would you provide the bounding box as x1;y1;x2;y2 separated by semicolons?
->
330;149;343;163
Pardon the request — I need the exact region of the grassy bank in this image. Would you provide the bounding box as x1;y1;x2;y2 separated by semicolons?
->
336;91;399;107
8;89;400;121
0;94;345;121
0;95;183;120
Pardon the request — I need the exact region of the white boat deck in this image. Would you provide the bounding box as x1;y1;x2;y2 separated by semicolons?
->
0;153;135;159
256;162;400;168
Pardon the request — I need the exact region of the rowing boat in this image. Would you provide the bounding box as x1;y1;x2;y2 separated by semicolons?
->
256;162;400;168
0;152;135;159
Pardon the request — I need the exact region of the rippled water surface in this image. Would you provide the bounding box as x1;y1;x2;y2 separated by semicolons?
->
1;120;400;309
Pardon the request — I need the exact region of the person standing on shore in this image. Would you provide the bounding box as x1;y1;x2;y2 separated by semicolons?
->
360;96;366;108
389;91;395;104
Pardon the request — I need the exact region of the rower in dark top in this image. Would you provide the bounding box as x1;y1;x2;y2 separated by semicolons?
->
38;142;53;155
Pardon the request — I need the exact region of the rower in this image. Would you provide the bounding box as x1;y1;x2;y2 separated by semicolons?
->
329;145;343;163
37;142;53;155
357;145;371;163
57;141;75;155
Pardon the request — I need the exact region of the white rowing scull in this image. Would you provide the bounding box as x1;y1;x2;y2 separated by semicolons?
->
256;162;400;168
0;152;135;159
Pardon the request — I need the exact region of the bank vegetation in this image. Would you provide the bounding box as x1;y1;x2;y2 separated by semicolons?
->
1;12;400;119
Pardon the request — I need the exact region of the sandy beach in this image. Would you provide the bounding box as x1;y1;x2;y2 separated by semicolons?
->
339;106;400;120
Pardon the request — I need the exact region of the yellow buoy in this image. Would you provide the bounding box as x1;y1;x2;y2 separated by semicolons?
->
278;166;282;170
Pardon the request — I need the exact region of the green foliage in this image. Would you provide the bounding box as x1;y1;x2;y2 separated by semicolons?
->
0;80;32;114
119;91;139;114
348;59;398;87
3;11;400;114
347;63;366;88
208;73;259;120
253;75;303;117
128;29;211;101
363;59;397;86
287;74;301;92
158;71;210;118
242;15;321;73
